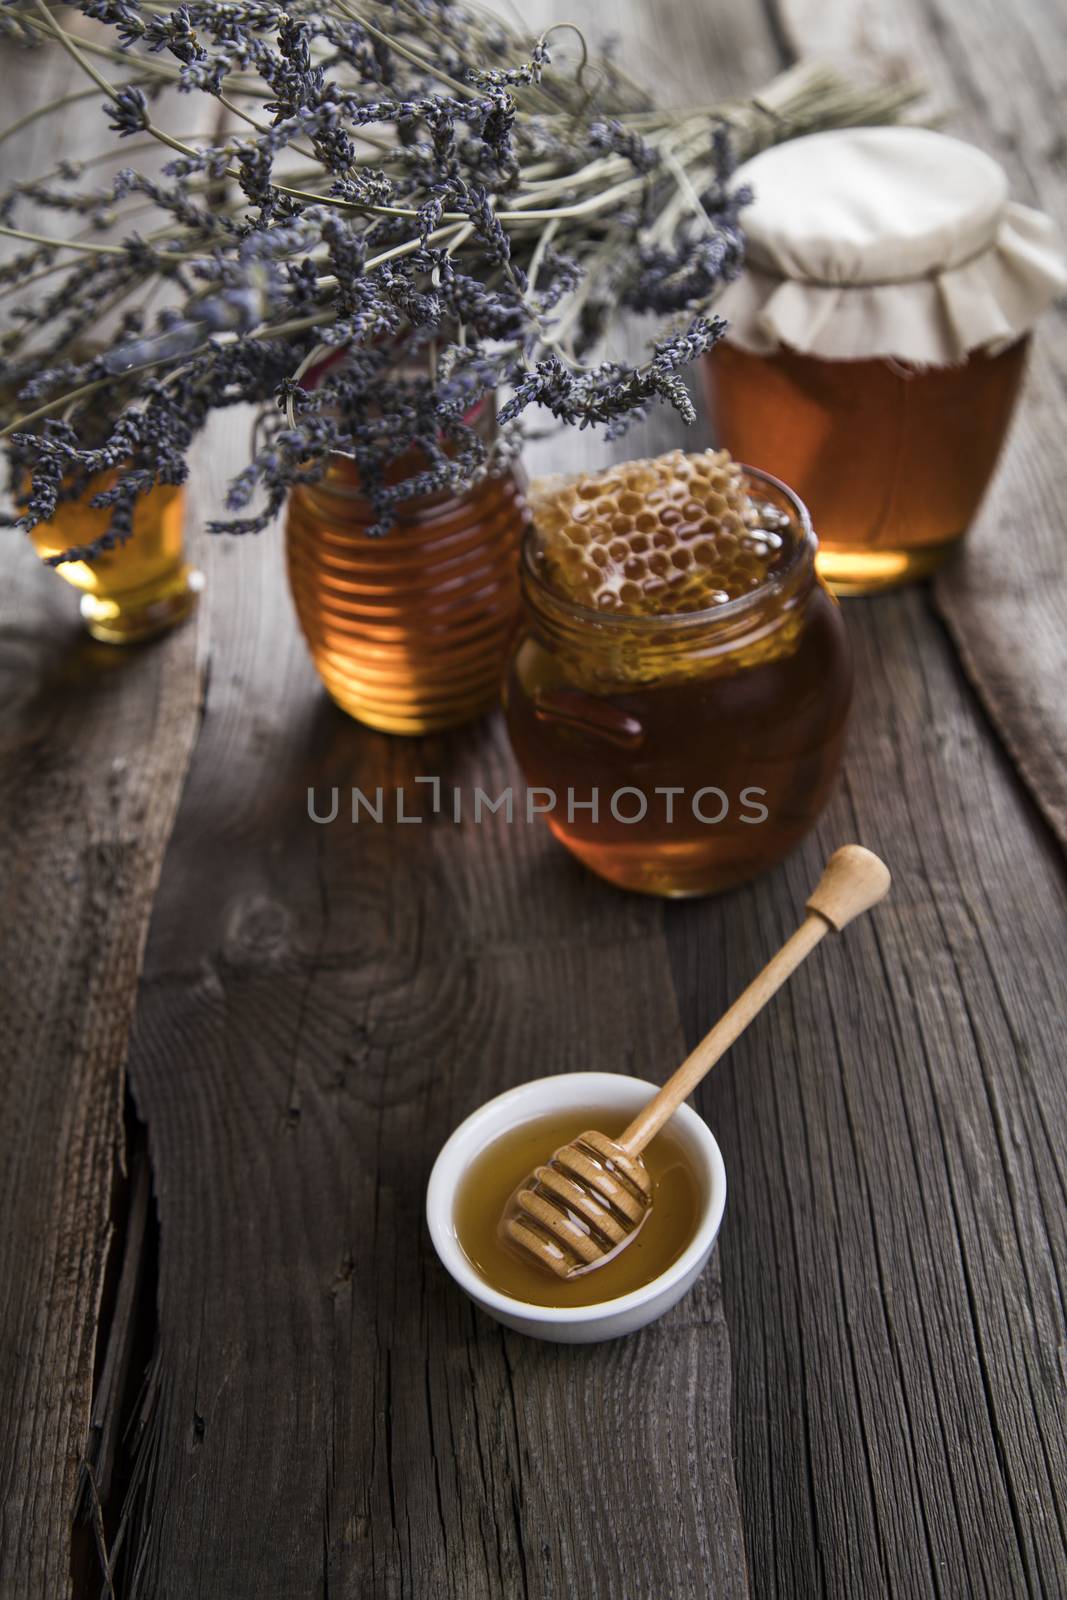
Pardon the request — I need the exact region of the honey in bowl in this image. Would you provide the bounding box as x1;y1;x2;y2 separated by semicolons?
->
503;451;852;897
453;1108;702;1308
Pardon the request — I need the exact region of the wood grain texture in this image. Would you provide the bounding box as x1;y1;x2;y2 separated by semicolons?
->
118;5;780;1594
122;486;749;1599
667;592;1067;1599
0;465;210;1597
0;46;209;1599
777;0;1067;851
112;371;751;1587
2;2;1066;1598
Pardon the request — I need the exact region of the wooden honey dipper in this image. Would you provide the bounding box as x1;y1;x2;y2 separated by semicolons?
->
501;846;891;1278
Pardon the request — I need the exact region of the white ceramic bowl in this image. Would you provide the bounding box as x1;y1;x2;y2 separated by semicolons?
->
426;1071;727;1343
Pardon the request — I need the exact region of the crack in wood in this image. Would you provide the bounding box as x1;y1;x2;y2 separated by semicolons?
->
72;1103;160;1600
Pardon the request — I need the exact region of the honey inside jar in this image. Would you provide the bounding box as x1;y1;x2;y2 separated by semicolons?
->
287;459;525;734
29;477;198;643
453;1108;702;1308
705;339;1029;592
503;451;852;896
285;394;526;735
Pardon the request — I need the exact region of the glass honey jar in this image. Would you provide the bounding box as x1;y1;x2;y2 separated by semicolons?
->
29;476;200;643
286;398;527;736
706;128;1067;593
503;452;852;897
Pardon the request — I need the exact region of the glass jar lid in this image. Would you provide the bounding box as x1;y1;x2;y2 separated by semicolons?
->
719;126;1067;363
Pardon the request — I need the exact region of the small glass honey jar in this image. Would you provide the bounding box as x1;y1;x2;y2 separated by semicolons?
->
286;399;527;735
29;475;201;643
705;128;1067;592
503;451;852;897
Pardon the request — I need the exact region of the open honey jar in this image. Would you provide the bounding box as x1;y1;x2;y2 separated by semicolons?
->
705;128;1067;592
503;451;851;896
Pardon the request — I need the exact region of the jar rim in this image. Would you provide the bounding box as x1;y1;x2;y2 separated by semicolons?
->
520;463;816;630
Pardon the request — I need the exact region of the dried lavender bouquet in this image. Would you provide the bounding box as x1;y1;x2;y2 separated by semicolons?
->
0;0;918;556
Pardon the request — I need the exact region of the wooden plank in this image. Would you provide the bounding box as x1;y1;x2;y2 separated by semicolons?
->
120;472;749;1598
5;5;1063;1600
0;43;209;1598
778;0;1067;852
667;590;1067;1598
0;472;206;1598
563;13;1066;1595
115;3;797;1593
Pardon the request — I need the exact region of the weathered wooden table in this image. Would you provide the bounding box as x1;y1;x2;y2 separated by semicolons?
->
2;2;1065;1596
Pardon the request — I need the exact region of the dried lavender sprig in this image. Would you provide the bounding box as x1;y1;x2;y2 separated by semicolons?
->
1;0;923;557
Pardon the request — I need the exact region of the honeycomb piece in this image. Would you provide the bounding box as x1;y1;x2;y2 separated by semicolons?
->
530;449;784;617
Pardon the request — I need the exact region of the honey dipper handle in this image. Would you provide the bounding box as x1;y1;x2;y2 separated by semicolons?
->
619;847;891;1156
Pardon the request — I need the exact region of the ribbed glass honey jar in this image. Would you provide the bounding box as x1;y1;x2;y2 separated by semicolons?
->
504;458;852;897
29;477;200;643
286;452;527;735
706;128;1067;593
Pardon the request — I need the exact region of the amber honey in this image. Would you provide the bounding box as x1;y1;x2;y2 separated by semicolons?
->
454;1108;701;1308
504;454;851;896
29;478;199;643
286;457;526;735
705;338;1029;592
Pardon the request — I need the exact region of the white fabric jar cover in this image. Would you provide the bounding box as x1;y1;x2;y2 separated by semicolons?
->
717;126;1067;365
